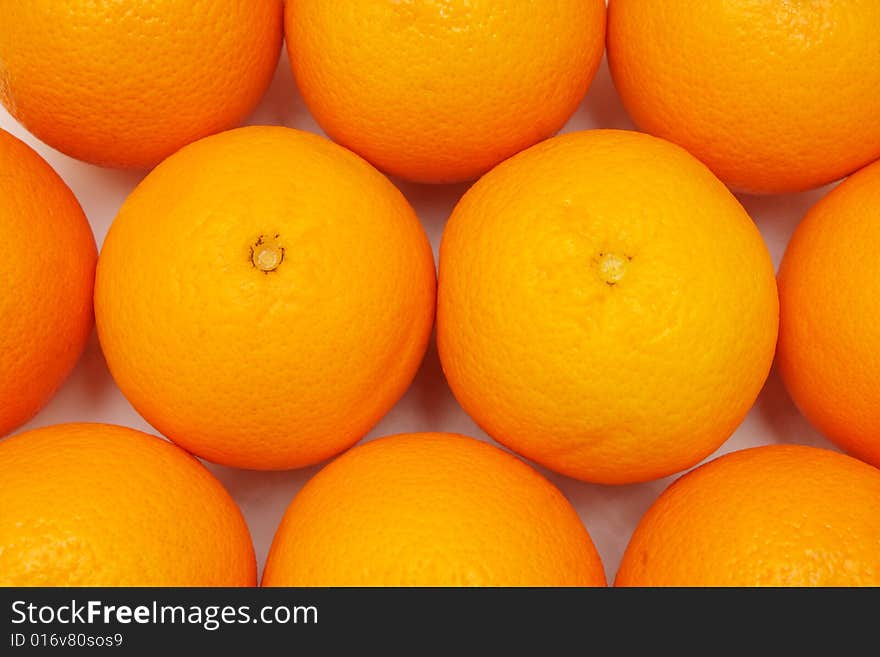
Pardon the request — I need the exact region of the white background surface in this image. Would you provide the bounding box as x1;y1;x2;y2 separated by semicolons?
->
1;52;839;583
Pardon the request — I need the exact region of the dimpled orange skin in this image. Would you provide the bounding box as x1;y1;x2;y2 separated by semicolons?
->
778;160;880;469
0;424;256;586
96;126;436;471
0;0;282;169
285;0;606;184
607;0;880;194
0;129;95;437
262;433;606;587
438;130;779;485
616;445;880;586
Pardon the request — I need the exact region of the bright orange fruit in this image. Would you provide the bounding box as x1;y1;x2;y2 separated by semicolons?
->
0;0;283;168
438;129;778;485
607;0;880;194
0;129;95;437
96;126;436;470
285;0;606;183
0;423;255;586
262;433;606;586
778;159;880;469
616;445;880;586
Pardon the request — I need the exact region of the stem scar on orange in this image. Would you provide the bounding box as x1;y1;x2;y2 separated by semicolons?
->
95;126;436;470
438;129;779;485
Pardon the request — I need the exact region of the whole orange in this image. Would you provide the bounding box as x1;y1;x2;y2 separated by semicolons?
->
778;159;880;469
0;423;255;586
96;126;436;470
616;445;880;586
262;433;605;586
438;130;778;485
285;0;606;183
0;129;95;437
607;0;880;194
0;0;282;168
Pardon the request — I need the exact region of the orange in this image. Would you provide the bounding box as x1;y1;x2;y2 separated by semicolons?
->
0;423;255;586
285;0;606;184
616;445;880;586
0;0;282;168
607;0;880;194
262;433;605;586
95;126;436;470
438;130;778;485
778;159;880;469
0;129;95;437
